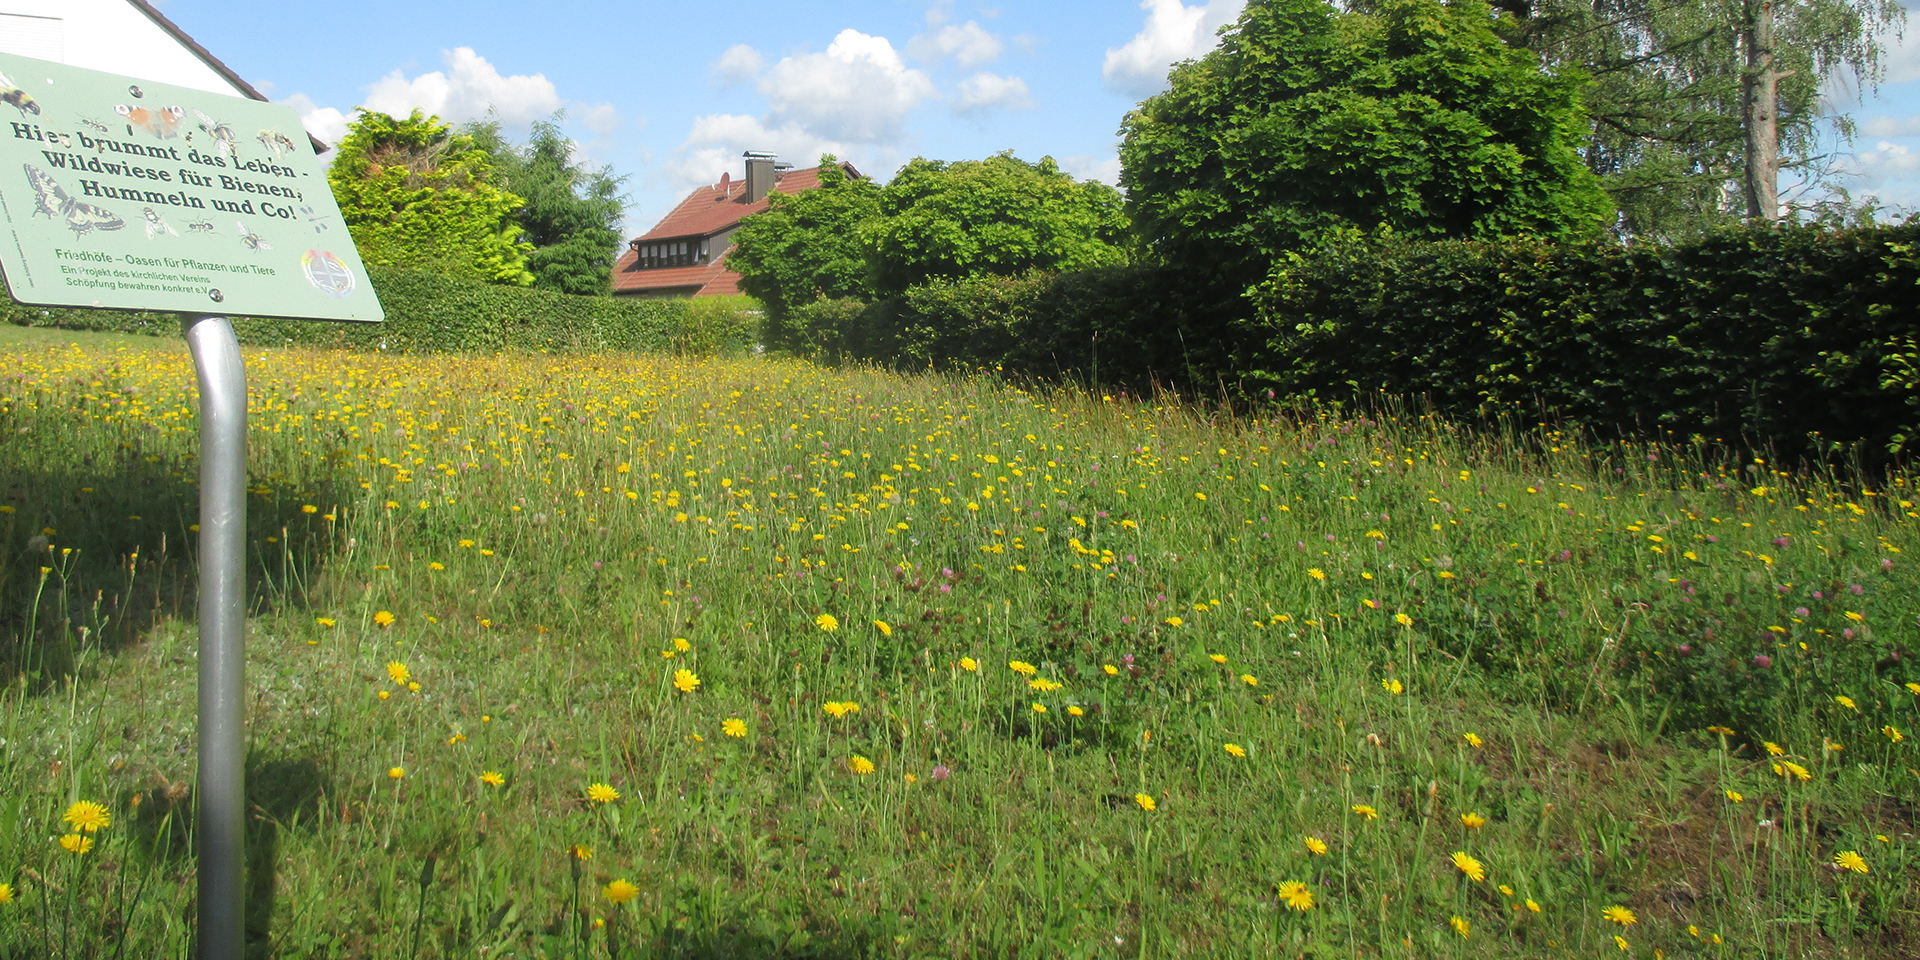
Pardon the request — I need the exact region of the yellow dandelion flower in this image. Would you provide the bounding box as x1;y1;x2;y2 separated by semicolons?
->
1883;725;1904;744
1351;804;1379;820
1009;660;1037;675
873;620;892;636
604;879;640;904
1460;812;1487;829
960;657;979;672
673;637;691;652
480;771;505;786
1304;836;1329;855
570;844;593;861
1208;653;1227;663
459;539;475;548
1449;851;1485;882
1165;617;1184;627
62;800;110;833
587;783;620;804
1603;905;1637;926
1308;568;1326;581
315;617;336;628
815;613;839;632
1029;678;1063;692
849;755;875;775
1835;695;1858;710
673;669;701;693
0;882;12;903
1707;725;1736;736
373;610;395;627
1224;743;1247;758
1278;881;1313;912
1381;678;1404;695
1032;703;1047;713
1907;682;1920;696
1068;705;1085;716
1776;760;1811;781
1526;899;1542;913
1394;612;1413;626
1450;916;1470;938
1195;492;1207;501
388;766;406;780
1462;732;1482;748
386;661;410;686
58;834;92;855
723;718;747;738
1134;793;1157;811
1725;790;1744;803
1834;850;1869;874
1614;935;1630;952
1241;674;1259;686
1764;741;1785;757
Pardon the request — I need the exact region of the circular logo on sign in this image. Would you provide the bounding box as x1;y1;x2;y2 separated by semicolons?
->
301;250;355;299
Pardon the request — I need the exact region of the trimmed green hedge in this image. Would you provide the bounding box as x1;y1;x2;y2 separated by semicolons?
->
5;266;749;356
1251;222;1920;460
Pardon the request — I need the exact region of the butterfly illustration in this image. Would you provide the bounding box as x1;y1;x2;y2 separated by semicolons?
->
185;216;217;235
257;129;296;159
0;71;38;117
115;104;184;139
23;164;123;238
77;116;109;133
143;207;178;240
193;110;239;159
237;222;271;251
299;205;331;233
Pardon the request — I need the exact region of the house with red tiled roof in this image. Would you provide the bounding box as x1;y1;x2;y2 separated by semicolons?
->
612;152;861;299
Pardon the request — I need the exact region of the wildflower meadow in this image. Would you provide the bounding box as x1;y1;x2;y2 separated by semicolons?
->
0;323;1916;958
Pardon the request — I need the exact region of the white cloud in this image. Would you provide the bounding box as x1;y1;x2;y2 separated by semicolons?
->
1864;113;1920;136
362;47;564;124
280;93;350;150
908;21;1004;67
663;112;851;195
713;44;765;85
1843;139;1920;206
1103;0;1246;97
953;72;1035;114
760;29;937;143
1060;153;1123;186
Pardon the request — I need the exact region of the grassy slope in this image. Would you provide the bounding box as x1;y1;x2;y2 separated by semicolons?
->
0;335;1915;958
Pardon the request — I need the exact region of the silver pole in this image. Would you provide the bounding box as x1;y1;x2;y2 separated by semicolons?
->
183;315;247;960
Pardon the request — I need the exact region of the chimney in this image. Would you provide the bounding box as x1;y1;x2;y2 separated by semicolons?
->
743;150;776;203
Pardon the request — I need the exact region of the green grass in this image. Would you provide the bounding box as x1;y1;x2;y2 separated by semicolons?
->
0;335;1916;958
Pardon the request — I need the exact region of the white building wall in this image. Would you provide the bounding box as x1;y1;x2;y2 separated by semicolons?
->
0;0;253;96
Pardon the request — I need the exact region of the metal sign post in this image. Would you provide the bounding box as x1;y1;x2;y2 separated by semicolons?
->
183;314;247;960
0;53;381;959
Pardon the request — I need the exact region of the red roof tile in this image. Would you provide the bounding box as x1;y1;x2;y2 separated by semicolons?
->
635;162;858;242
610;248;745;297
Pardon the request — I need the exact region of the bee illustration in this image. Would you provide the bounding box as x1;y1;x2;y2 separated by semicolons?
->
299;205;331;233
236;221;271;251
193;110;239;159
23;164;124;238
257;129;296;159
142;207;178;240
115;104;184;139
77;116;110;133
185;217;217;235
0;71;38;117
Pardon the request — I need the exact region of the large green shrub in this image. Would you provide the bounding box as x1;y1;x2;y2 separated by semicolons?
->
7;266;707;356
1251;221;1920;460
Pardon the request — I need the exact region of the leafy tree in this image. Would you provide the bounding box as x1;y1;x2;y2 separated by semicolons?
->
328;110;533;285
727;157;882;337
1118;0;1612;290
860;153;1129;296
465;114;629;295
1504;0;1903;238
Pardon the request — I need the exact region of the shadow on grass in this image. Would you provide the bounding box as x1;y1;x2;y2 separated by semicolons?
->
0;441;352;690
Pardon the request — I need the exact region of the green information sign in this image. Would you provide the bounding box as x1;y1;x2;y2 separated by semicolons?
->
0;52;380;322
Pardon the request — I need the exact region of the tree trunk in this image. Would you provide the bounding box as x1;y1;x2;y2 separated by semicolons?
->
1743;0;1780;221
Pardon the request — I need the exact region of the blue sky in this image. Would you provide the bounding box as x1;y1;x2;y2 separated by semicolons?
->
154;0;1920;237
